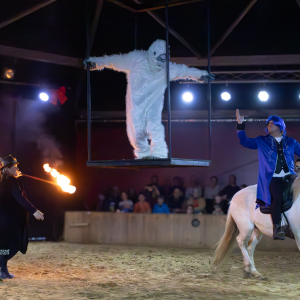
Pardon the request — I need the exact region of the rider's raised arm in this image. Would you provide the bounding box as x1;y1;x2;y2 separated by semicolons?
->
169;62;208;81
88;51;136;73
236;123;258;149
293;139;300;157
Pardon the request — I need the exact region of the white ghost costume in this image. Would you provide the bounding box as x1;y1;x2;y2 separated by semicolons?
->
87;40;208;159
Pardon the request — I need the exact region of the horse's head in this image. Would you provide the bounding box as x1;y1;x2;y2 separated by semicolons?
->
292;175;300;202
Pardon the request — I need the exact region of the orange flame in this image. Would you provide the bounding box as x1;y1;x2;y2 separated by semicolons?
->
43;164;76;194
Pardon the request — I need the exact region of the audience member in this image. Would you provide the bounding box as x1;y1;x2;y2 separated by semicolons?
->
219;174;240;214
112;186;122;204
185;175;202;199
144;175;164;208
204;176;220;214
212;204;224;215
96;193;105;211
183;188;206;214
153;196;170;214
296;159;300;175
186;204;194;214
240;184;247;189
119;192;134;212
134;193;152;213
168;176;185;197
168;188;185;213
102;188;119;212
128;186;138;204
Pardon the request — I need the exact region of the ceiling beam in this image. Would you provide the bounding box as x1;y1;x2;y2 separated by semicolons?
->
0;44;83;68
106;0;137;12
1;44;299;68
107;0;202;58
171;54;300;66
147;11;202;59
137;0;203;12
0;0;57;30
210;0;257;56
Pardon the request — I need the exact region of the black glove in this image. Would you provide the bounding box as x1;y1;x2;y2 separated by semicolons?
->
236;122;245;130
83;59;97;70
202;73;215;82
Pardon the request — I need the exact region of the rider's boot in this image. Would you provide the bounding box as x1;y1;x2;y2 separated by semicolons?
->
273;224;285;240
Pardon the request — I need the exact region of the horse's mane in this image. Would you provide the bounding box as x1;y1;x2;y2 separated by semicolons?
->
292;175;300;202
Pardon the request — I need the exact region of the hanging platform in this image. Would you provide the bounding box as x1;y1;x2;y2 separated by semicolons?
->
86;158;210;168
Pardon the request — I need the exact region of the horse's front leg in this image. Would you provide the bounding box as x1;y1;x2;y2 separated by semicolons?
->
248;227;263;279
236;230;253;277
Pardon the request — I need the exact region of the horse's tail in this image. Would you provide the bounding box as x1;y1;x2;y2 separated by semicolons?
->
213;210;238;266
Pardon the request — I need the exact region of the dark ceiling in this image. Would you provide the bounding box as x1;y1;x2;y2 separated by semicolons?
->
0;0;299;113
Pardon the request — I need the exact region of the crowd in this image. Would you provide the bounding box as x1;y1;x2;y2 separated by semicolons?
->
95;174;247;215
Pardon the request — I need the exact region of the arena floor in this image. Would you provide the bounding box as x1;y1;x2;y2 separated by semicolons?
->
0;241;299;299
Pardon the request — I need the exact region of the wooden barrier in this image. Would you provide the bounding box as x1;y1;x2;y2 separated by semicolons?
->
64;212;298;251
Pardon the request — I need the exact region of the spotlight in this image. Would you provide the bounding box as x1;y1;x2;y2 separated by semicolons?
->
258;91;269;101
221;92;231;101
3;68;14;79
182;92;193;103
39;92;49;101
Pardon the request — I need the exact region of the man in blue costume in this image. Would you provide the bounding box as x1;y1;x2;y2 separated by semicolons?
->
236;109;300;240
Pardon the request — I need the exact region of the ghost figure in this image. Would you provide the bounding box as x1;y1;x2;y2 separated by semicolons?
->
85;40;211;159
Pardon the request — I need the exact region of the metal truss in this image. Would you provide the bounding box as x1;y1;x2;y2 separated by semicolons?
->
180;70;300;84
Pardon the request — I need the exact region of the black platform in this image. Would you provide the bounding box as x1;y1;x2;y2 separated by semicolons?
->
86;158;210;168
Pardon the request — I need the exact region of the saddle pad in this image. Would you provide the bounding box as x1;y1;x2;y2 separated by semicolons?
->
258;174;298;214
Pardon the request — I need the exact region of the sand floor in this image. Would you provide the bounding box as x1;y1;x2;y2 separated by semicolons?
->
0;241;299;299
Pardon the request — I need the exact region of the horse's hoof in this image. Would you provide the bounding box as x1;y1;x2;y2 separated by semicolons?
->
251;270;263;279
243;270;252;278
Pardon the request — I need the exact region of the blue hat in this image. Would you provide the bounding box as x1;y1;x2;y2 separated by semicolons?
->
265;115;286;135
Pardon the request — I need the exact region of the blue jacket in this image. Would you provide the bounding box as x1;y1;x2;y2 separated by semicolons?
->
237;130;300;206
153;203;170;214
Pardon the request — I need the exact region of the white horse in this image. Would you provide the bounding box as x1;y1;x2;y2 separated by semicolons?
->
213;179;300;279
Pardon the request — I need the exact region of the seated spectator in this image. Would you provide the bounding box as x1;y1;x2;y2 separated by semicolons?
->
134;193;152;213
186;204;194;215
96;193;105;211
183;188;206;214
212;204;224;215
185;175;202;199
102;188;119;212
167;188;185;213
153;196;170;214
144;175;164;208
168;176;185;197
128;186;138;204
240;184;247;189
112;186;122;204
219;174;240;214
204;176;220;214
119;192;134;212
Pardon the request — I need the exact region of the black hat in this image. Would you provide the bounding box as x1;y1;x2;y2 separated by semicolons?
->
0;155;19;170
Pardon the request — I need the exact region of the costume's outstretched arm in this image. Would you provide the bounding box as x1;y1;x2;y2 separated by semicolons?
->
170;63;213;82
84;51;135;73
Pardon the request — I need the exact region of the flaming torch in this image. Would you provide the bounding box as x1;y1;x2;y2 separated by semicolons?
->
43;164;76;194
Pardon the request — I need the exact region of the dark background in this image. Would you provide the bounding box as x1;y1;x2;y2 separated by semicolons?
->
0;0;300;240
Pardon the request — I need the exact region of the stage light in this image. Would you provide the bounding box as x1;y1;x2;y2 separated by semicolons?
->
258;91;269;101
221;92;231;101
182;92;193;103
39;92;49;101
3;68;14;79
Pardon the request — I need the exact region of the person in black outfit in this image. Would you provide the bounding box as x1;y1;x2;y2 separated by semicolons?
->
168;188;185;213
0;155;44;280
219;174;240;214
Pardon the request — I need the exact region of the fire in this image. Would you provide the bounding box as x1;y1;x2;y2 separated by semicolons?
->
43;164;76;194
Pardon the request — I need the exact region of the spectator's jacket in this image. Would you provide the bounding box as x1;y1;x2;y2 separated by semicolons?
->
237;129;300;206
153;203;170;214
